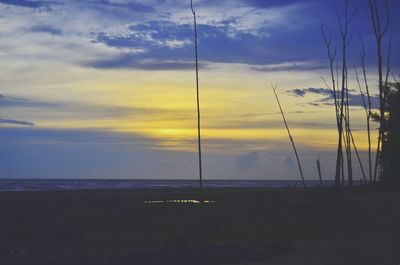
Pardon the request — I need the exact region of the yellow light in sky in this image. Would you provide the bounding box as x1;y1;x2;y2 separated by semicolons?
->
23;63;378;154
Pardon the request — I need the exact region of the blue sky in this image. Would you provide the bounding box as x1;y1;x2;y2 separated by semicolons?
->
0;0;399;180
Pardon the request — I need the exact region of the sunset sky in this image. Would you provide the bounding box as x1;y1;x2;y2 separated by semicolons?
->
0;0;399;180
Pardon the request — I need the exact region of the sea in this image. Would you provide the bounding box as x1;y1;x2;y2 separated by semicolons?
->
0;179;337;192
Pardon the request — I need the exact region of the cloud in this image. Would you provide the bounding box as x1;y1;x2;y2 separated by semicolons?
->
0;0;48;8
0;94;189;123
1;0;399;72
89;19;294;69
290;87;332;97
0;94;58;108
251;61;326;72
243;0;308;8
234;152;260;171
94;0;155;13
30;25;62;35
3;93;207;126
287;87;380;109
0;118;34;126
85;58;208;71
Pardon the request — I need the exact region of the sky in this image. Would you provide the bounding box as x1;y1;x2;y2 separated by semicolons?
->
0;0;399;180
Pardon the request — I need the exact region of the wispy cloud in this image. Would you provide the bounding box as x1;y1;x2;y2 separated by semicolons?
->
30;25;62;35
0;94;189;120
0;118;34;126
93;0;155;13
1;0;398;72
287;87;380;108
0;0;49;8
251;61;326;72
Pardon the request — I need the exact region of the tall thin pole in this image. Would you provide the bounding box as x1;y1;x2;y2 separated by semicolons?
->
272;85;306;188
191;0;203;195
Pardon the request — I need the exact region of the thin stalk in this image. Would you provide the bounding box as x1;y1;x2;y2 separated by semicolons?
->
272;84;306;188
336;0;356;188
322;25;341;185
359;37;373;183
191;0;203;197
345;67;353;186
343;114;368;184
317;158;324;188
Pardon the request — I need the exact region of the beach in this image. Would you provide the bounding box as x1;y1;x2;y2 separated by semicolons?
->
0;187;399;265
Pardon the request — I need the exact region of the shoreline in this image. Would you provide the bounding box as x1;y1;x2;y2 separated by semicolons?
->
0;178;356;193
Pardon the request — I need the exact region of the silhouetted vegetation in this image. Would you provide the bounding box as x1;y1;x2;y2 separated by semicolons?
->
322;0;358;188
320;0;394;188
381;82;400;187
368;0;391;182
355;38;373;183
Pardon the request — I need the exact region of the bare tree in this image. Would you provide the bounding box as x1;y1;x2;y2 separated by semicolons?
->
323;1;356;188
322;25;345;187
323;77;368;185
271;84;306;188
321;25;345;188
355;37;373;183
337;1;357;187
368;0;390;182
191;0;203;196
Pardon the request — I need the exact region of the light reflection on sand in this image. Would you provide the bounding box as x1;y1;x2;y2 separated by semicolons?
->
143;199;215;204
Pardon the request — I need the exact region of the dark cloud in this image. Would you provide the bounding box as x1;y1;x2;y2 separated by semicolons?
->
290;87;332;97
0;0;60;9
0;94;58;108
85;58;208;71
287;87;380;108
0;0;48;8
91;20;323;69
243;0;308;8
0;118;34;126
81;0;400;71
234;152;259;171
30;25;62;35
94;0;155;13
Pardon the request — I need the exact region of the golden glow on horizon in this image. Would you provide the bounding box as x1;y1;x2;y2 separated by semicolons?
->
9;63;379;154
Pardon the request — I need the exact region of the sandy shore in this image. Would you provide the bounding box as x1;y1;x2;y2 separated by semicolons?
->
0;187;399;264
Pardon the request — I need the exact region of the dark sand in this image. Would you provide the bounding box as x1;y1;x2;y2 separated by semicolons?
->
0;187;399;264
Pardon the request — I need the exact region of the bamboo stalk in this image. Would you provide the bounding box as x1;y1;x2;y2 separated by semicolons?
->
191;0;203;197
358;37;373;183
343;115;368;184
345;66;353;186
335;0;356;188
325;84;367;185
271;84;306;188
322;25;341;185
